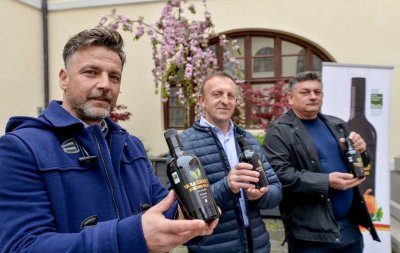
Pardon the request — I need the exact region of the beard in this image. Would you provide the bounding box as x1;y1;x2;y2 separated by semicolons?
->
68;90;114;122
80;101;112;122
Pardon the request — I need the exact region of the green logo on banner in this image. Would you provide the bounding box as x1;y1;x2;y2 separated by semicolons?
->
371;93;383;109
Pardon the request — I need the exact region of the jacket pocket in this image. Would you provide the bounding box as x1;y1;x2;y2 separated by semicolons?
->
121;152;147;164
120;140;151;177
291;198;336;233
120;139;148;164
37;152;93;172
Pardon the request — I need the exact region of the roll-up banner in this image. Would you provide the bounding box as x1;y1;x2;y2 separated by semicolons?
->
322;62;393;252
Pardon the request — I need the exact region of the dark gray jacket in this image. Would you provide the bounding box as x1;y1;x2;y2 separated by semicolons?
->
180;120;282;253
263;109;380;243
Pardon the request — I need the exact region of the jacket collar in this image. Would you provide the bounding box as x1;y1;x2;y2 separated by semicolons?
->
193;119;246;137
42;100;125;133
279;109;329;126
42;101;84;129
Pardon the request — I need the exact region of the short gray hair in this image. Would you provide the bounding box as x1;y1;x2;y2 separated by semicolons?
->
289;71;321;90
63;26;126;68
200;71;237;95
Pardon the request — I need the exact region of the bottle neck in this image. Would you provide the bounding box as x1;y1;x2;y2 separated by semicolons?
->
166;135;185;158
236;135;249;152
346;138;355;151
171;146;184;158
350;78;366;117
241;144;250;151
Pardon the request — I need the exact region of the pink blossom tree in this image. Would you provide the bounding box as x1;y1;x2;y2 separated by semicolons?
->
99;0;242;125
110;105;132;123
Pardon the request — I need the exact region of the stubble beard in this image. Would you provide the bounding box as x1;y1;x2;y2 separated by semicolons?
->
69;90;114;123
79;101;112;122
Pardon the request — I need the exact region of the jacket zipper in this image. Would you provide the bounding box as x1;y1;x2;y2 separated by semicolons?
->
90;129;120;219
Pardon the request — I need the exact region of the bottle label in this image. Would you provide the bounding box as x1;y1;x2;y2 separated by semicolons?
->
354;156;364;168
245;155;268;188
172;171;180;184
254;159;262;171
181;163;210;194
168;156;219;221
165;129;219;222
183;178;209;192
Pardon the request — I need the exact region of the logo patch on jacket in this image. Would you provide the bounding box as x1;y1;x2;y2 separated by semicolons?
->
61;139;80;154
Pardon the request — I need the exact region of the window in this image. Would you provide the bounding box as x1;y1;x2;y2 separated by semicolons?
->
164;30;334;129
165;87;186;128
253;46;274;74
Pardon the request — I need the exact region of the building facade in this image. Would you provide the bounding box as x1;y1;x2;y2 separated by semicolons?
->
1;0;400;251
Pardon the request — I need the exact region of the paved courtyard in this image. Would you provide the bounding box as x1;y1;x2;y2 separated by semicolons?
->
171;218;288;253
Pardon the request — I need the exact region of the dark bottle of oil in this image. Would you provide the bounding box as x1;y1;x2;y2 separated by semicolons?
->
347;77;376;193
236;135;268;189
164;129;219;222
345;137;365;178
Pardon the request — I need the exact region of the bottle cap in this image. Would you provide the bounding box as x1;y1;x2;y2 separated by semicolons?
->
345;137;353;147
164;128;183;152
236;135;246;149
164;128;178;139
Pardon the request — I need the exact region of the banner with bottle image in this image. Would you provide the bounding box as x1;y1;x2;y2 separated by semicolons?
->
322;62;393;253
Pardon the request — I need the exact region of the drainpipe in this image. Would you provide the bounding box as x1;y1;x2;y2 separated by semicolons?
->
42;0;49;108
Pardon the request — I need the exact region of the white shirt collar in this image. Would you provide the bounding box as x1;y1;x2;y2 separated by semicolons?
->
199;116;234;135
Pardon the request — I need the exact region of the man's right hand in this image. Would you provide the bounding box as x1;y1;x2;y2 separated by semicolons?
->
328;172;366;190
227;162;259;193
142;190;218;253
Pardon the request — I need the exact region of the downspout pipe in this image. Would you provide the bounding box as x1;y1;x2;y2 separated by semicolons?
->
42;0;49;108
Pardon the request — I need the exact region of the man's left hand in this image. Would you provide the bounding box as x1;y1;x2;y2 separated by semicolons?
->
339;131;367;153
246;186;268;201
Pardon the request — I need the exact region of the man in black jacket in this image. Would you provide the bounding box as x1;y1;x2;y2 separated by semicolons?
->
263;71;380;253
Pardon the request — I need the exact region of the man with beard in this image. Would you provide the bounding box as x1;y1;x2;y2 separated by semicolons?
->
0;27;217;253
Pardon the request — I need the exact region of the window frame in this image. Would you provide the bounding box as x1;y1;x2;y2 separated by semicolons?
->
163;30;334;129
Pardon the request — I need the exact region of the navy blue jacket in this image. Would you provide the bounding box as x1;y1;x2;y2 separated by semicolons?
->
0;101;175;252
179;121;282;253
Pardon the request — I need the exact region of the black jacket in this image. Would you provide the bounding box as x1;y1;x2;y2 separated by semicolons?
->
263;109;380;243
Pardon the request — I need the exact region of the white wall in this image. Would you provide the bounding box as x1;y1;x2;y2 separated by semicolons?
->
0;1;43;132
1;0;399;158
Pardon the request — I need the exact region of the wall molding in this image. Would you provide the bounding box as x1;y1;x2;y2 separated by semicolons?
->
16;0;161;11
